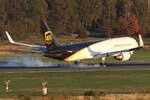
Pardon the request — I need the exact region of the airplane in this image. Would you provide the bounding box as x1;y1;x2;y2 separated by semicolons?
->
5;20;144;65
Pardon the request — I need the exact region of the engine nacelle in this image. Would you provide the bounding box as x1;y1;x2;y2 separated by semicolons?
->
114;51;133;61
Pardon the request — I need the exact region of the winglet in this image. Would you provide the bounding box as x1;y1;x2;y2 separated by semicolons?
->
138;34;144;47
5;31;16;44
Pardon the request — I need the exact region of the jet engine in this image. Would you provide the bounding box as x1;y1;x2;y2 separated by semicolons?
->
114;51;133;61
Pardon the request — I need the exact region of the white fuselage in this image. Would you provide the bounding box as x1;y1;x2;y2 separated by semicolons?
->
65;37;138;61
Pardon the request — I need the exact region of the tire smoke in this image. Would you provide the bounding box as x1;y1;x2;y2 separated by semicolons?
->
0;56;59;67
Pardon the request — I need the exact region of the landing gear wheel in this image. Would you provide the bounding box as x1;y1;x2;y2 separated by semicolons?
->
74;60;81;65
100;57;106;67
99;63;106;67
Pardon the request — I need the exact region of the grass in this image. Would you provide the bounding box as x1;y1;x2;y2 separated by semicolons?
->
1;70;150;97
0;36;150;97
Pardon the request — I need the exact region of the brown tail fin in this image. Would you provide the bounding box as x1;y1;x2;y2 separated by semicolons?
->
40;20;60;49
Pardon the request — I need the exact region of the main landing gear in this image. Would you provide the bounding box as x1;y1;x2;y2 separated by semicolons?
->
74;60;81;65
71;59;107;67
99;57;106;67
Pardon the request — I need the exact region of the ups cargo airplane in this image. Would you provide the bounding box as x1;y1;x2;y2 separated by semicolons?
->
5;21;144;65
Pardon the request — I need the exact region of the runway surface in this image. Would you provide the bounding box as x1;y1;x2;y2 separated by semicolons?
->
0;62;150;73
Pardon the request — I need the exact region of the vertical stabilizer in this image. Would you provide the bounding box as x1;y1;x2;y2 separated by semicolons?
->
138;34;144;47
40;20;60;49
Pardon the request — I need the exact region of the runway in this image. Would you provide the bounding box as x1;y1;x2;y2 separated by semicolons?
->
0;62;150;73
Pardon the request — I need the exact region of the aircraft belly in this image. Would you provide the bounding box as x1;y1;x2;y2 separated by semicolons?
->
64;48;92;61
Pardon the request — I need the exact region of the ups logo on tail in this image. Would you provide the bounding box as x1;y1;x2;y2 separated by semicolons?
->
45;31;52;45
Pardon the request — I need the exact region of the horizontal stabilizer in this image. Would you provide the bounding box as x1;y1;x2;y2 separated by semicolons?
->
5;31;47;52
0;49;43;53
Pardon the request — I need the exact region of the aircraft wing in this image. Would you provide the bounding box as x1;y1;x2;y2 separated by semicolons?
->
0;49;44;53
88;47;130;58
5;31;47;53
90;49;129;58
90;47;141;58
106;46;143;57
106;50;129;56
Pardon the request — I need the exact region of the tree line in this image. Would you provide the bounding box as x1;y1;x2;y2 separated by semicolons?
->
0;0;150;40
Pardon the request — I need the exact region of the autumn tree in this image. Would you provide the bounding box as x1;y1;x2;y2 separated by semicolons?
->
118;16;128;35
0;0;150;40
127;13;140;35
118;13;140;36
